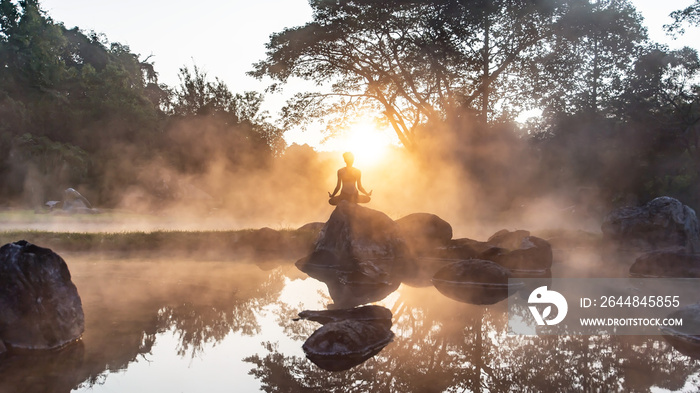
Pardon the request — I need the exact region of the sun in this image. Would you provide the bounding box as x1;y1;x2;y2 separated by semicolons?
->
325;119;396;166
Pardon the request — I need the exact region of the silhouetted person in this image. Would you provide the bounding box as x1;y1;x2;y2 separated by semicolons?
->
328;152;372;205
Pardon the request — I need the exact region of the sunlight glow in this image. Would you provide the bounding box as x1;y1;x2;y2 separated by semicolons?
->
324;119;397;167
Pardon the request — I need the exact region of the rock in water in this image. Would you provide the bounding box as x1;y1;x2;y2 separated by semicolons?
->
300;306;394;371
395;213;453;256
661;303;700;359
629;248;700;278
296;305;392;327
486;229;531;251
0;241;84;350
432;259;521;305
486;231;553;273
602;196;700;253
297;201;409;271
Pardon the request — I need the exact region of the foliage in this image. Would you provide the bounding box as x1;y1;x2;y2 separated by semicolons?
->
1;0;699;214
665;0;700;36
529;0;647;117
253;0;654;150
0;0;283;207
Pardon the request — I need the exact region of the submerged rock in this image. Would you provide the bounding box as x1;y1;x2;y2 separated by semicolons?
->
629;248;700;278
432;259;521;305
395;213;453;256
0;241;84;350
602;196;700;253
300;305;394;371
296;305;392;327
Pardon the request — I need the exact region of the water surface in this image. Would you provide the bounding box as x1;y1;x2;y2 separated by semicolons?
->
0;250;698;393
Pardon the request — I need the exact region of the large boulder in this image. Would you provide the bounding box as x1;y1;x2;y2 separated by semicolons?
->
395;213;453;256
602;197;700;253
629;248;700;278
297;201;409;272
0;241;85;350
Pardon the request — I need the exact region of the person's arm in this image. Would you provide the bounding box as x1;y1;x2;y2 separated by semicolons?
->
356;170;372;196
329;169;342;197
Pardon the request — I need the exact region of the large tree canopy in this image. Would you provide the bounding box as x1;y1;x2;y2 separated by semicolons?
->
253;0;581;149
251;0;650;149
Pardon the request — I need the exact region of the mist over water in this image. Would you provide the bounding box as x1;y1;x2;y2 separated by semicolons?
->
0;249;695;393
7;117;605;239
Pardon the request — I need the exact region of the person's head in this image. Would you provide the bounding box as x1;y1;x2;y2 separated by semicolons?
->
342;152;354;166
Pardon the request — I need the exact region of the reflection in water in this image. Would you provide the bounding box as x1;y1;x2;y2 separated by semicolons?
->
0;250;697;392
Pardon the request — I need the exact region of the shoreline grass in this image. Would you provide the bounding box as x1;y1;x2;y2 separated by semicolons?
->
0;228;318;257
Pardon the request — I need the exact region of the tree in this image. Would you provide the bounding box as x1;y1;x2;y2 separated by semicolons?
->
665;0;700;36
527;0;647;118
252;0;570;150
170;64;285;156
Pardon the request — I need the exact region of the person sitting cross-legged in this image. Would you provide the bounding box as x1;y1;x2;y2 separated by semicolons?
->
328;152;372;205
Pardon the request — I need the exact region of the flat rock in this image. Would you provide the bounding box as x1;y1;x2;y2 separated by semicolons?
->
302;318;394;371
296;305;392;327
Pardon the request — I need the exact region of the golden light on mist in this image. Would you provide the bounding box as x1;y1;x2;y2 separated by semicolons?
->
325;118;397;167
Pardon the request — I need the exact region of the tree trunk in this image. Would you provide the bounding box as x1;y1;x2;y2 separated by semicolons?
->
591;34;599;114
481;15;491;125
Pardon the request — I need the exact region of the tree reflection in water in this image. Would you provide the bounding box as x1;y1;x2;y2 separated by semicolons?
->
247;281;700;392
0;254;698;392
0;257;288;393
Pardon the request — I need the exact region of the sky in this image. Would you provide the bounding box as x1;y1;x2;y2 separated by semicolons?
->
40;0;700;149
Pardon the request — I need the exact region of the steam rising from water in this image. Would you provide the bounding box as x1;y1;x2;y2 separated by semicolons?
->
6;119;604;237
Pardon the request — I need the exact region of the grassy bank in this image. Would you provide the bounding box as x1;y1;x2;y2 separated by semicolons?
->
0;228;319;258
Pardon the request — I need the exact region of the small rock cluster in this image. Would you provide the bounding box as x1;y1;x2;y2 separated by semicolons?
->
296;201;552;306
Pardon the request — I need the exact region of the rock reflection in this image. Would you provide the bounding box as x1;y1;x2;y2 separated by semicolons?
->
0;258;286;393
297;259;400;309
431;259;521;305
250;284;700;392
661;304;700;360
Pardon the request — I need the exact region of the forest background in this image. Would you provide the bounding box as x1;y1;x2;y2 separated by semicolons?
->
1;0;699;231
